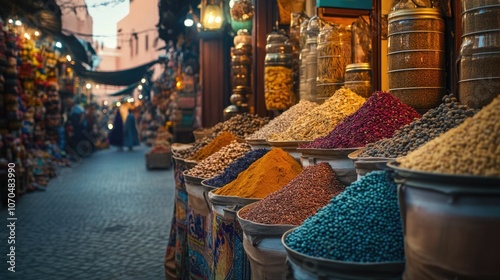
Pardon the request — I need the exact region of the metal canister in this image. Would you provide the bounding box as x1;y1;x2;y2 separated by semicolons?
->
459;1;500;108
387;8;445;112
264;32;294;111
344;63;372;98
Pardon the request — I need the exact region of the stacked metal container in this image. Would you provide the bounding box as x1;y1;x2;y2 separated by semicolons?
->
459;0;500;108
387;7;445;112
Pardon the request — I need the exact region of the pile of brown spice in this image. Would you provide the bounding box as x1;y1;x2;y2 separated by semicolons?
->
398;95;500;176
239;162;344;225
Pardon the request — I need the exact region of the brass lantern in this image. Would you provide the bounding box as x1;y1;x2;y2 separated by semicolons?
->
201;0;224;30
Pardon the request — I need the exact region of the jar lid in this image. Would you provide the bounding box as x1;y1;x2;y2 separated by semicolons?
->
388;8;442;20
346;63;372;71
265;53;293;65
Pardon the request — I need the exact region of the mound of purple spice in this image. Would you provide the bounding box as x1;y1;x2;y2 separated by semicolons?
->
302;91;421;149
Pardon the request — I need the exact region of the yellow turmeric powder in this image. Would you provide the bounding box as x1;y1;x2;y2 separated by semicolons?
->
188;132;236;161
213;148;303;198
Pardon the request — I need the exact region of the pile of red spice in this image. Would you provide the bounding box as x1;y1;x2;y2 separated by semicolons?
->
302;91;421;149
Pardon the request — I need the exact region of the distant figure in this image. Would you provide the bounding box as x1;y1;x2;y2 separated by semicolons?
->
124;108;140;151
67;97;89;155
108;109;124;151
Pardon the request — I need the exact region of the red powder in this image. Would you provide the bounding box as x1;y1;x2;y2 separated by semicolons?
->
302;91;421;149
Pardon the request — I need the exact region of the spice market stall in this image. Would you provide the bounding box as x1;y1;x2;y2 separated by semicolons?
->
160;0;500;279
0;16;78;200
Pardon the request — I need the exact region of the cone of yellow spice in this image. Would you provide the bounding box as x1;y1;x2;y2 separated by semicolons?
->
188;132;236;161
213;148;303;198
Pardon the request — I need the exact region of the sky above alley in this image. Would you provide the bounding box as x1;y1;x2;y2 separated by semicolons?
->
85;0;129;48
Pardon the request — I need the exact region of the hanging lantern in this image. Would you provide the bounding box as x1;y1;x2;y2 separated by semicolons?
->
201;0;224;30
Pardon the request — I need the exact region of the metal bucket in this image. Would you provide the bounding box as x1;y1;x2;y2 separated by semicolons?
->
237;204;296;280
348;148;396;180
282;229;405;280
388;162;500;279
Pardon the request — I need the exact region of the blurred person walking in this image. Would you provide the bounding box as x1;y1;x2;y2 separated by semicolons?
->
124;108;140;151
108;108;124;151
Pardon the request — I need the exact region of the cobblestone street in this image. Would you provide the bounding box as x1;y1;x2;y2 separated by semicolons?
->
1;145;174;280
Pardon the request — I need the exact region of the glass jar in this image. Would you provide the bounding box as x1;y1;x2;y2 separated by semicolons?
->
344;63;372;98
462;5;500;35
289;12;303;103
231;46;252;89
299;17;309;50
234;29;252;46
316;23;352;101
305;16;320;103
299;48;310;101
387;8;445;111
264;32;295;111
352;17;372;64
459;1;500;108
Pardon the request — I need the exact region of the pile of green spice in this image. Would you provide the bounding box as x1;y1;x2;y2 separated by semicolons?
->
360;94;478;158
268;88;366;141
239;162;344;225
398;95;500;176
302;91;420;149
285;171;405;263
246;100;319;140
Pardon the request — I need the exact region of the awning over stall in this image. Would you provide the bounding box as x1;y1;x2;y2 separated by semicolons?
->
72;60;158;86
107;82;139;97
57;33;98;69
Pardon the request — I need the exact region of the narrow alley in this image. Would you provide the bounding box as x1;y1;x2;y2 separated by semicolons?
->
1;145;174;280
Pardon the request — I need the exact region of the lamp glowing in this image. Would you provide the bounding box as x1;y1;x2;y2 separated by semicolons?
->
202;3;223;30
184;18;194;27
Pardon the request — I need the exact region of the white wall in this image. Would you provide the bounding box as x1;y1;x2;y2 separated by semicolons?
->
116;0;165;73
